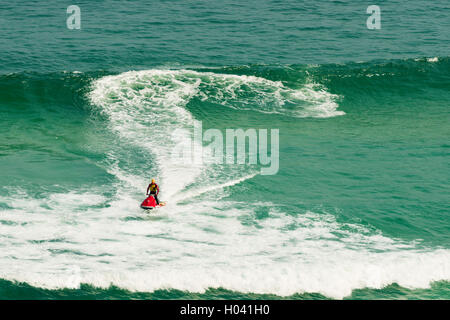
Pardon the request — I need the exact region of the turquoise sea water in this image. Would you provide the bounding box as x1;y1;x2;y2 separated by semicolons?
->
0;1;449;299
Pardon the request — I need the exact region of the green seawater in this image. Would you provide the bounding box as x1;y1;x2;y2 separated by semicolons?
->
0;1;449;300
1;280;449;300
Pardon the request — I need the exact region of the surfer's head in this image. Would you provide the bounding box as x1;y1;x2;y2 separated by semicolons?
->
151;179;155;184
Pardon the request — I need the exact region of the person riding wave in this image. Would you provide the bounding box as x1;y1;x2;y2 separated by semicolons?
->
146;179;160;205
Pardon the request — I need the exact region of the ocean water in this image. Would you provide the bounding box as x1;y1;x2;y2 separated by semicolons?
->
0;1;449;300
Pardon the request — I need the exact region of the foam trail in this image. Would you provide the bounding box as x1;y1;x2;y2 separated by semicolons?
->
173;173;258;203
89;69;343;199
90;70;204;199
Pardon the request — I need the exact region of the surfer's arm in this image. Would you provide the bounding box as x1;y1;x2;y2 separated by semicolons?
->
146;184;150;195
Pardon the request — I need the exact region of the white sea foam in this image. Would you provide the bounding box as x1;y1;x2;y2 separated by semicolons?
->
1;192;449;298
414;57;439;63
91;69;344;120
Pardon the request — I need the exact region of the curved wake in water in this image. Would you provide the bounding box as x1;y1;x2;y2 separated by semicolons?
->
0;67;449;299
89;69;343;200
